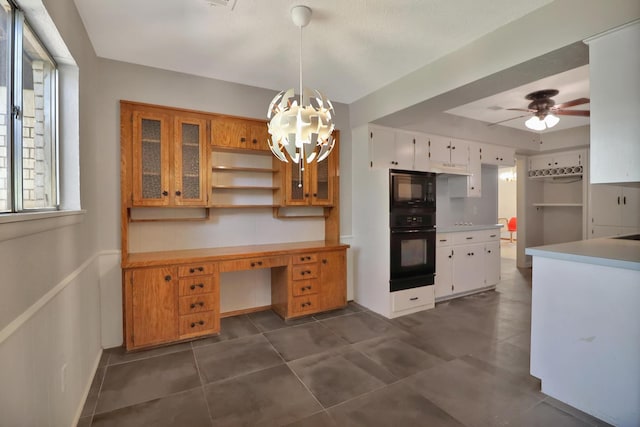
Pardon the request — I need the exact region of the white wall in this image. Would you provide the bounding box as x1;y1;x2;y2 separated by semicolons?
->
436;166;499;227
0;0;105;426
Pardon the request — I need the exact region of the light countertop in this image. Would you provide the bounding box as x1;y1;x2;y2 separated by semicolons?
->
526;237;640;271
436;224;503;233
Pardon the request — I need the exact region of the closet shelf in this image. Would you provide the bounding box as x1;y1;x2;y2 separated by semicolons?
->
532;203;583;207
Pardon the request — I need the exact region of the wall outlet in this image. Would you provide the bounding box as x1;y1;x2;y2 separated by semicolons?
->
60;363;67;393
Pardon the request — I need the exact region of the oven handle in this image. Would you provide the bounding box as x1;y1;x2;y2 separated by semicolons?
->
390;228;436;234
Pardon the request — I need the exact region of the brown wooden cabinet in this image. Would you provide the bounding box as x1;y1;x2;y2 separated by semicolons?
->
125;103;209;207
271;248;348;319
125;266;179;349
124;262;219;350
318;250;347;311
211;116;270;152
280;136;338;207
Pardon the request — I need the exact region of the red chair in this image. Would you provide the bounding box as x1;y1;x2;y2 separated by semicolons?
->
507;217;517;242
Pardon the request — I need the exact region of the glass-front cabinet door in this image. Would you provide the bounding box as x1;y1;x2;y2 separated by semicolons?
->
284;162;311;206
310;154;335;206
174;116;208;206
132;111;171;206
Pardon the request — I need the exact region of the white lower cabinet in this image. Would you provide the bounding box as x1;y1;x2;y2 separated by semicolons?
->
390;286;435;318
453;242;485;294
435;229;501;301
435;245;454;299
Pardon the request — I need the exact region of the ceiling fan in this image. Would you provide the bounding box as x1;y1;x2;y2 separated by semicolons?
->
489;89;590;130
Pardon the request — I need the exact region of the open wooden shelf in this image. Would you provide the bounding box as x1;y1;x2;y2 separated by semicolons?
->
212;166;277;173
209;204;282;209
212;185;279;190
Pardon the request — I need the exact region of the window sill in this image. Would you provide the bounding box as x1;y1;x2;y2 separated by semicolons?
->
0;210;86;242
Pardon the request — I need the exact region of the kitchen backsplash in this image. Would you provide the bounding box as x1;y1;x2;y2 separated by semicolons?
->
436;166;498;227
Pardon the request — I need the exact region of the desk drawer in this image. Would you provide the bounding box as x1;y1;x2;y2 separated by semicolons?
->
291;295;319;314
219;255;288;272
179;276;214;296
292;253;318;265
179;293;216;315
292;264;319;281
291;279;320;297
179;311;217;337
178;262;216;277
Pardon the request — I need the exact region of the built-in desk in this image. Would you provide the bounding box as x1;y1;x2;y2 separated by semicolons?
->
122;240;349;351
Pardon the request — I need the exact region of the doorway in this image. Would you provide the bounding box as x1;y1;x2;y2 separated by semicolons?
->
498;166;517;260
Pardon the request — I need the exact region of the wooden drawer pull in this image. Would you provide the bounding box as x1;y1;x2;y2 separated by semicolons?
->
300;285;312;291
300;270;312;276
190;320;205;328
190;302;205;309
300;302;312;308
189;267;205;273
190;283;205;290
250;261;264;267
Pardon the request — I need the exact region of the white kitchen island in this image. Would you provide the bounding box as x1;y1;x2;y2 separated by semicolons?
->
526;237;640;426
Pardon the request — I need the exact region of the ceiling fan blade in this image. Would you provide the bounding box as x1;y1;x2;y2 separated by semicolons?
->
554;110;590;117
553;98;590;109
487;114;530;127
506;108;535;113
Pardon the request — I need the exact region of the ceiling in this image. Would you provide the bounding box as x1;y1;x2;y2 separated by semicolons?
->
72;0;555;105
446;65;590;133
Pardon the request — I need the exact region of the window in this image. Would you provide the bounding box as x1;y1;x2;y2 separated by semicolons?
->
0;0;58;213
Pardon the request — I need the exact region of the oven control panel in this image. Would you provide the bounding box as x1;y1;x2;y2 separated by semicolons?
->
390;214;435;228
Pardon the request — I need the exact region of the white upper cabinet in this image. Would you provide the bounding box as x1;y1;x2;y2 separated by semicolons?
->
528;150;584;177
450;144;481;198
369;126;414;170
427;136;469;174
428;134;453;164
413;134;431;171
586;21;640;184
590;184;640;237
394;132;416;170
481;144;515;166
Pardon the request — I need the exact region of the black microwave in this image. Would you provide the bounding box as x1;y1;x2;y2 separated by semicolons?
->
390;170;436;211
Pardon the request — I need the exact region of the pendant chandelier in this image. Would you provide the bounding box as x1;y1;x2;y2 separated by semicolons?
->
267;5;336;164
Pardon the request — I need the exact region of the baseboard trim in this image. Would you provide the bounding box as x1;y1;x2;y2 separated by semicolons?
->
71;348;103;427
221;305;272;318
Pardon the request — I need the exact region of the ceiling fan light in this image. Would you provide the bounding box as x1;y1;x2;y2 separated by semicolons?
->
525;116;546;131
544;114;560;128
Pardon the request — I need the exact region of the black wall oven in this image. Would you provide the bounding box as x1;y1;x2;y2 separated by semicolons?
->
389;170;437;293
390;214;436;291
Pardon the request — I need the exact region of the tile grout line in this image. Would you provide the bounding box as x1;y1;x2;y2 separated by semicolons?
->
106;344;191;367
190;348;215;426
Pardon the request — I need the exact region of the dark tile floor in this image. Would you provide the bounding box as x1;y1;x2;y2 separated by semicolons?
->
78;259;610;426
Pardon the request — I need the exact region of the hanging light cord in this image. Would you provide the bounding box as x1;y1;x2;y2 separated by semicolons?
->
299;24;303;107
298;23;304;185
